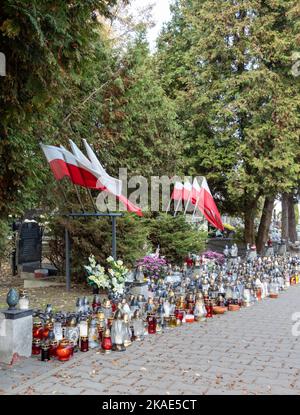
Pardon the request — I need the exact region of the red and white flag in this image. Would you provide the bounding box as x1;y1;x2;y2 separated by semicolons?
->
118;194;143;217
191;178;201;205
41;141;143;216
40;144;71;181
80;139;122;197
171;182;184;201
40;143;101;189
183;181;193;201
60;145;105;190
197;178;224;230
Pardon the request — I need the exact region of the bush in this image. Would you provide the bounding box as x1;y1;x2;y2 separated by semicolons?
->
47;212;207;279
47;213;149;281
148;213;207;265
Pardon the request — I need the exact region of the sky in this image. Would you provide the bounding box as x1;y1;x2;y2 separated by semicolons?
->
130;0;172;50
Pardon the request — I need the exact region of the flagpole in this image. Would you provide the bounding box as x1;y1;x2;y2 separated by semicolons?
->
165;197;172;213
86;188;98;212
183;190;192;216
173;199;182;217
73;184;85;213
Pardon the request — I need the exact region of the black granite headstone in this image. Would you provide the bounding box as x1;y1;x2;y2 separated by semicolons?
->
17;221;42;265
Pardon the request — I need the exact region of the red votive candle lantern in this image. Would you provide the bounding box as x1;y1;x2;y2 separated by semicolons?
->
56;339;72;362
147;314;157;334
80;336;89;352
49;340;58;358
32;322;43;340
175;309;185;322
206;302;213;318
101;329;112;353
32;339;41;356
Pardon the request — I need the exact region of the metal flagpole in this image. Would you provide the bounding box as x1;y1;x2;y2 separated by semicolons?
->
183;189;192;216
173;199;182;217
87;188;98;212
73;184;85;213
165;197;172;213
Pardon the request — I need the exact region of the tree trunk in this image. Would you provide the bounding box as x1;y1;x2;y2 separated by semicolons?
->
288;194;297;242
244;213;256;245
256;196;275;254
281;193;289;241
244;197;260;245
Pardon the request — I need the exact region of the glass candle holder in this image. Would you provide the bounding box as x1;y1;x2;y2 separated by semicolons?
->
205;303;213;318
49;340;58;358
122;314;132;348
163;316;170;329
98;327;104;343
32;339;41;356
41;344;50;362
32;322;43;340
80;336;89;352
69;341;75;357
175;309;185;322
101;329;112;353
147;314;157;334
132;317;144;341
53;321;63;342
169;314;177;328
19;289;29;310
88;320;99;349
56;339;72;361
92;295;101;311
79;320;88;337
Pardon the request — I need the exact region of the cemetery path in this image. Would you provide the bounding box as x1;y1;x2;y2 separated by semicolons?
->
1;284;300;395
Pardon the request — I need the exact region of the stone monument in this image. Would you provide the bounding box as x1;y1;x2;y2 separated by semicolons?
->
0;288;33;364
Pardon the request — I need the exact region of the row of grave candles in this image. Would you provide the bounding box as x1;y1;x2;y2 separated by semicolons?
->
32;255;300;361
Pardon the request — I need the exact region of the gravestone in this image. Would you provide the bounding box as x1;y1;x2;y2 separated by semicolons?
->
16;220;42;273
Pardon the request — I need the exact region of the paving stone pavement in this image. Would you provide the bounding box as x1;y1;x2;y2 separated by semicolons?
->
1;285;300;395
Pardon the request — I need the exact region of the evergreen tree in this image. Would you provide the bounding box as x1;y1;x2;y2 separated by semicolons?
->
156;0;300;247
0;0;118;217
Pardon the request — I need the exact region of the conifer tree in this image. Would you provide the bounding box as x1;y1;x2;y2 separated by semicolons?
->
156;0;300;246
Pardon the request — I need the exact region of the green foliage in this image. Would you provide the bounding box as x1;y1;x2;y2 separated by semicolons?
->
156;0;300;241
147;213;206;265
47;212;206;278
47;213;149;281
79;30;183;179
0;219;11;265
0;0;118;217
0;3;182;219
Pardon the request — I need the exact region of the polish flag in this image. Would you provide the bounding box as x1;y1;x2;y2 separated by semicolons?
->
191;178;201;205
81;139;122;197
183;181;193;201
197;178;224;230
118;194;143;217
70;142;125;197
40;144;71;181
59;146;105;190
80;140;142;215
41;142;143;216
171;182;184;201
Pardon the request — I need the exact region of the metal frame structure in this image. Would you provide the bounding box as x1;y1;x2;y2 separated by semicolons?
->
64;212;123;291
